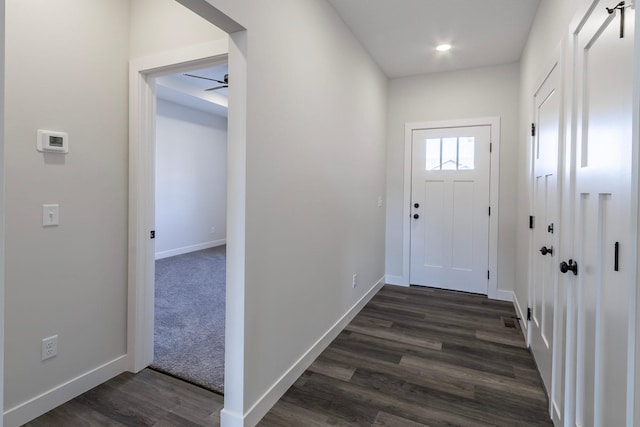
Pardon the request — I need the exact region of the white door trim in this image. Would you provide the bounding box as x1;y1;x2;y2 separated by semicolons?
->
528;44;565;424
127;39;229;372
0;1;5;425
527;47;563;346
633;4;640;426
401;117;504;300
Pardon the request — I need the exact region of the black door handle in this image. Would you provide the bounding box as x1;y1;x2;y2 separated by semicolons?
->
560;259;578;275
540;246;553;256
413;214;419;219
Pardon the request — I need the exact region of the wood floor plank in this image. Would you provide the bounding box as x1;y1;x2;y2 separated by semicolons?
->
307;356;356;381
350;314;394;328
294;371;496;427
344;322;443;350
476;329;528;348
400;354;548;402
257;399;353;427
27;285;551;427
347;370;525;427
331;330;517;379
319;347;477;400
372;411;431;427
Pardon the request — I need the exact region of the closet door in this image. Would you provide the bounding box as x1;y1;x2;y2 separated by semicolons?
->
530;61;562;413
564;2;635;426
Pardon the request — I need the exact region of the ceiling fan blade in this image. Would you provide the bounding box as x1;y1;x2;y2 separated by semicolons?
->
205;85;229;91
184;73;226;85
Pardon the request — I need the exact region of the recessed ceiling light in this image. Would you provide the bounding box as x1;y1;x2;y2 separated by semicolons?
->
436;44;452;52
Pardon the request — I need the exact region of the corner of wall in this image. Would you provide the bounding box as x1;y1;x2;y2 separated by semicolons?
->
3;356;127;427
241;277;385;427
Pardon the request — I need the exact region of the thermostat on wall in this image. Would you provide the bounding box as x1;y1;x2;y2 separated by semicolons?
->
37;130;68;154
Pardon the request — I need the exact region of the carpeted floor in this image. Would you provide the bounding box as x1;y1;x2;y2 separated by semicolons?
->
151;245;226;394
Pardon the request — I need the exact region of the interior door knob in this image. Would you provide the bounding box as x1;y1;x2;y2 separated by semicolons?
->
413;214;419;219
540;246;553;256
414;203;420;208
560;259;578;275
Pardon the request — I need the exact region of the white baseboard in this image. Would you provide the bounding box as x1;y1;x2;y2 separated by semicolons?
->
220;408;243;427
221;276;385;427
155;239;226;260
512;291;529;340
385;274;409;286
3;355;128;427
489;288;513;302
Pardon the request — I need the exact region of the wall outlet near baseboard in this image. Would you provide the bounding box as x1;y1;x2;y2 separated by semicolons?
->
42;335;58;361
352;274;357;288
210;227;216;234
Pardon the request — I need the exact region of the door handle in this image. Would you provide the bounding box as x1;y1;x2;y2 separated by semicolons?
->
414;203;420;208
413;214;420;219
560;259;578;275
540;246;553;256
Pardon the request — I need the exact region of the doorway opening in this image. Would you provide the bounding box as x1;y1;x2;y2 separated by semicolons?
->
150;63;228;394
128;0;247;421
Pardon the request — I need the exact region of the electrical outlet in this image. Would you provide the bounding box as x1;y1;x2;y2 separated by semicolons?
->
42;335;58;361
210;226;216;234
352;274;357;288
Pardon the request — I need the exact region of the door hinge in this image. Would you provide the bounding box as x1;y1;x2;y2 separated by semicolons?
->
490;142;493;153
529;215;535;229
527;307;532;321
487;270;490;280
488;206;491;216
531;123;536;137
150;230;155;239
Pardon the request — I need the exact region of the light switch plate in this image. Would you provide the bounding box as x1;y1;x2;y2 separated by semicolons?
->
42;204;59;227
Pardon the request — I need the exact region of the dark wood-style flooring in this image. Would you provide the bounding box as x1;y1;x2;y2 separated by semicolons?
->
26;285;551;426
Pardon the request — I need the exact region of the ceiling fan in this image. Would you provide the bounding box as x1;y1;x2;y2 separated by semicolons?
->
184;73;229;91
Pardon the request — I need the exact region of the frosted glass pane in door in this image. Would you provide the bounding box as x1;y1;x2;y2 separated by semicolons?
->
458;137;475;170
426;138;441;171
442;138;457;170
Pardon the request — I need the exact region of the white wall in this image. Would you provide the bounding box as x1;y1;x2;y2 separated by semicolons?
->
514;0;588;319
386;63;520;294
4;0;130;417
3;1;228;425
155;98;227;258
129;0;228;59
0;0;6;423
179;1;388;424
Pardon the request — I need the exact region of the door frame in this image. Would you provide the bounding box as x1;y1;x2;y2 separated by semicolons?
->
632;3;640;426
527;45;566;424
127;31;250;422
128;40;229;372
401;117;504;299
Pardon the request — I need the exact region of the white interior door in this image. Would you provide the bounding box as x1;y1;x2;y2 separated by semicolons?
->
410;125;491;294
565;3;634;426
530;63;562;410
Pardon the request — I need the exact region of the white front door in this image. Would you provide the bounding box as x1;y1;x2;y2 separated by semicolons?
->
530;62;562;407
565;3;634;426
410;125;491;294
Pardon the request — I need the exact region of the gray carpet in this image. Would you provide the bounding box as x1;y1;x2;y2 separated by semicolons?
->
151;245;226;394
